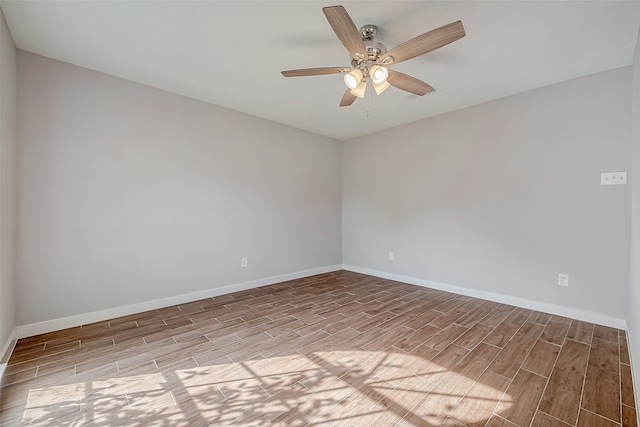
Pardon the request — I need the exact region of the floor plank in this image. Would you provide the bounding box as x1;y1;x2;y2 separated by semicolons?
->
581;365;621;422
521;340;561;377
494;369;547;426
538;339;591;425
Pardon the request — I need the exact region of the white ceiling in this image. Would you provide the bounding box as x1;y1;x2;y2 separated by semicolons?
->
1;1;639;140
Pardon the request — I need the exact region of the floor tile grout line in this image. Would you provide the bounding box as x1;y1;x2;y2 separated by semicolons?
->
575;319;596;426
492;313;555;427
445;339;508;423
580;407;624;425
502;312;550;427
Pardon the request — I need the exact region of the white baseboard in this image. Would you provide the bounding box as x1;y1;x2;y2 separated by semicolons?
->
16;264;342;339
0;328;17;379
12;263;628;341
343;264;627;330
626;331;640;418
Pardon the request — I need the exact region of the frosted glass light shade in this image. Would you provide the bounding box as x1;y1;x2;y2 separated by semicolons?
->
370;65;388;85
350;80;367;98
373;80;390;95
344;69;364;90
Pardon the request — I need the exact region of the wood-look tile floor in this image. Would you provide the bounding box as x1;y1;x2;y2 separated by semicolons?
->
0;270;636;426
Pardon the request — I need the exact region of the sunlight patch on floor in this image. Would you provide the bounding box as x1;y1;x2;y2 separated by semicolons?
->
21;349;511;425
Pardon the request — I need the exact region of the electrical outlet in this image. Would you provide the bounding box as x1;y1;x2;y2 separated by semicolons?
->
600;172;627;185
388;251;394;261
241;258;248;268
558;273;569;287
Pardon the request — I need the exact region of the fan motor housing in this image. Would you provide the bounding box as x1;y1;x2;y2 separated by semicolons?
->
360;24;387;59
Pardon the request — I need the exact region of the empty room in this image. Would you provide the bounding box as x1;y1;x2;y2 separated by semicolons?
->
1;1;639;426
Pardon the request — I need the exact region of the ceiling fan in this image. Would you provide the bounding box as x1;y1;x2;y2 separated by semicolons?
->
281;5;466;107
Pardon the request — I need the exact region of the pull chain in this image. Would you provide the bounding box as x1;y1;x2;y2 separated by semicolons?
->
366;80;372;117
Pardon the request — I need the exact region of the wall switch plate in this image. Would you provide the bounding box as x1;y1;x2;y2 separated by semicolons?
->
388;251;394;261
600;172;627;185
558;273;569;287
241;258;248;268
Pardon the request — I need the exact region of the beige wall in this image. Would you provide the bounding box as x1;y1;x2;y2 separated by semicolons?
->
343;67;631;321
16;52;343;326
0;9;17;360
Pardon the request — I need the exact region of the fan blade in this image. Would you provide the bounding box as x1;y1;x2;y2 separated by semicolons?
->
323;6;367;60
380;21;465;65
387;70;434;96
282;67;348;77
340;89;357;107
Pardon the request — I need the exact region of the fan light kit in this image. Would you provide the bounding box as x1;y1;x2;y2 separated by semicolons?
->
282;5;466;107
